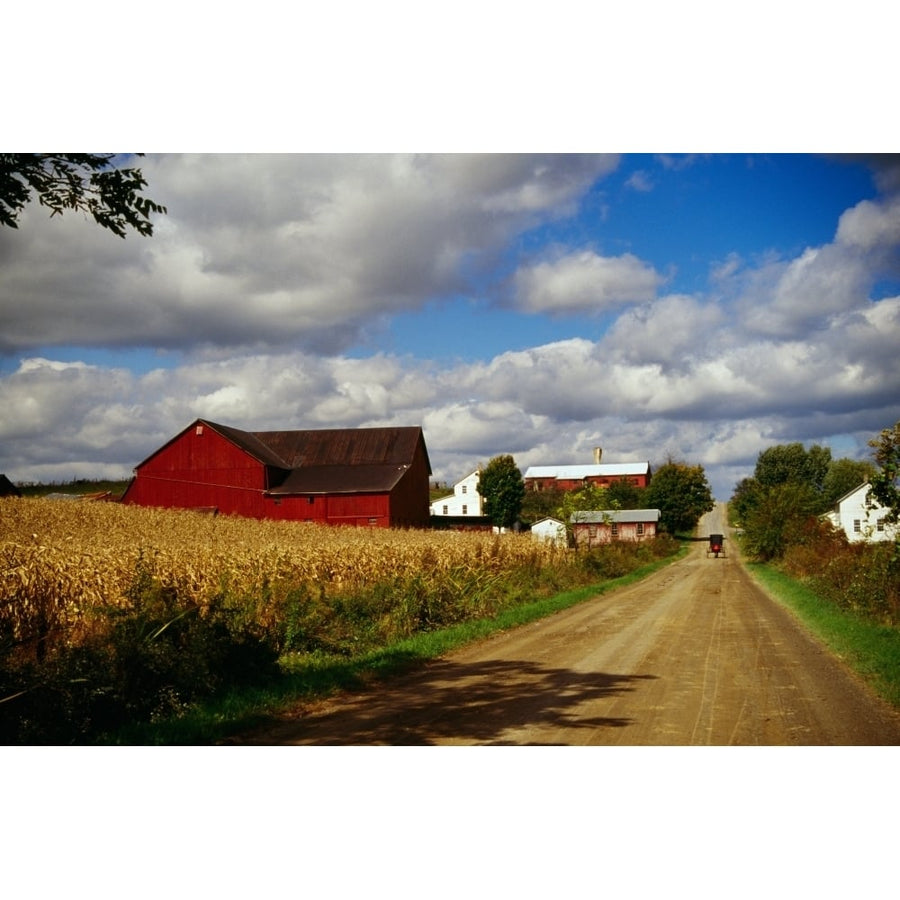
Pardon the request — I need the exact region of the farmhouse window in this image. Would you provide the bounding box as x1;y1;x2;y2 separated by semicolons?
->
462;505;468;515
442;505;448;515
853;519;861;533
877;518;885;532
461;485;467;494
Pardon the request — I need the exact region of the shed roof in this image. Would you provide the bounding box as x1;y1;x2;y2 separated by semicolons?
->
570;509;661;524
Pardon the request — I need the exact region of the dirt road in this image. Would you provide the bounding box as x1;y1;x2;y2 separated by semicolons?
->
236;505;900;745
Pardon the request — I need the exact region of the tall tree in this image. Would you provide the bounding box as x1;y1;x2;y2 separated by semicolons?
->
755;442;832;493
743;482;820;561
0;153;166;237
555;482;611;542
644;461;715;535
477;455;525;530
822;457;876;508
868;420;900;524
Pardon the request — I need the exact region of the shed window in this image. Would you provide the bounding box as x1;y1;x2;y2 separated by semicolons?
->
611;522;618;536
636;522;644;536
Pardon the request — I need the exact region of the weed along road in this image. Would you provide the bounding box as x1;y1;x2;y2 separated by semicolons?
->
238;506;900;746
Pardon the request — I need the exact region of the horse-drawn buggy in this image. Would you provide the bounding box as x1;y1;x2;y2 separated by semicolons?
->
706;533;726;558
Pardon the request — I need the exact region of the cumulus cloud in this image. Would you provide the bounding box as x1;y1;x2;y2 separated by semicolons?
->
513;250;663;315
3;154;900;500
0;154;619;355
836;193;900;250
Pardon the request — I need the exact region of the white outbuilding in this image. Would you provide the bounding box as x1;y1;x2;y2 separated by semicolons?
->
531;517;568;546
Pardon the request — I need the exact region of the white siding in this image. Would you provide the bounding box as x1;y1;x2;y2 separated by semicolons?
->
531;517;567;546
827;483;898;543
429;471;484;516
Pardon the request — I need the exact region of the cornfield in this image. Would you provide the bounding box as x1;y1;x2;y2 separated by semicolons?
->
1;497;679;742
1;497;571;653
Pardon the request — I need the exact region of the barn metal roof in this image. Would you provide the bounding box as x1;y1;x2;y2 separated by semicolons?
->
524;463;651;479
570;509;661;523
253;425;427;469
131;420;432;494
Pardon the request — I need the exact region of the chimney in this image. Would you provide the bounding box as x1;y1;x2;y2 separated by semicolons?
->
593;446;603;464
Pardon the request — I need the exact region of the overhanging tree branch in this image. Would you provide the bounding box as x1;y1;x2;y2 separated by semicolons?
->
0;153;167;237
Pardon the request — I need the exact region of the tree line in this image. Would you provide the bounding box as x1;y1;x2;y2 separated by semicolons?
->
730;420;900;561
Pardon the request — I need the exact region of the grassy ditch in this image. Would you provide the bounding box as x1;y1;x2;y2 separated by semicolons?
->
745;561;900;709
110;546;687;745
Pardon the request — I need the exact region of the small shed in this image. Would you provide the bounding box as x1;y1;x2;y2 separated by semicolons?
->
0;474;22;498
531;517;568;546
571;509;661;548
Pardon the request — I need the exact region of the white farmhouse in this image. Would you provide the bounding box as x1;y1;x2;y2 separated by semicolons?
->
430;471;483;517
824;482;898;543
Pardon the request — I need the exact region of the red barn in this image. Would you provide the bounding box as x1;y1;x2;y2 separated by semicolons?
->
121;419;432;527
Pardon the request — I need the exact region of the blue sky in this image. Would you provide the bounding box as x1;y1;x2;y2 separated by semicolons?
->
2;152;899;500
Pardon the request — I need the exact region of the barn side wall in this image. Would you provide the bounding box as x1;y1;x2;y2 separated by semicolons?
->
387;446;432;528
122;426;268;517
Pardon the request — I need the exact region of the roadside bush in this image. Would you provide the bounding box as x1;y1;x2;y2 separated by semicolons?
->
1;563;281;744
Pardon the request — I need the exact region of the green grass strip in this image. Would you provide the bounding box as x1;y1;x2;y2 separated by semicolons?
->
110;546;686;745
746;561;900;709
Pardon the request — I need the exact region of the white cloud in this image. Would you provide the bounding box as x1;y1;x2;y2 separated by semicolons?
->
3;155;900;502
836;193;900;250
0;154;620;355
625;170;654;192
513;250;663;315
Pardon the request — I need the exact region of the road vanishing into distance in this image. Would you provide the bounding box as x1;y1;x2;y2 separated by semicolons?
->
236;505;900;745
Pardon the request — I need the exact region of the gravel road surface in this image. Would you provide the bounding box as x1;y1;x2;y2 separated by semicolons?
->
235;505;900;745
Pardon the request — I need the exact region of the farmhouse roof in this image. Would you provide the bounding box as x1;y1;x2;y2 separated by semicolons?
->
829;480;871;510
570;509;661;524
524;463;651;479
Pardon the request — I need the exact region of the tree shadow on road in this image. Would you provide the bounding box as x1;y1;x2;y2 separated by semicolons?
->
238;657;658;745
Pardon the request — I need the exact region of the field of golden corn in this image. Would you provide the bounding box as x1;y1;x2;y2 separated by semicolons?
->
1;497;571;651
